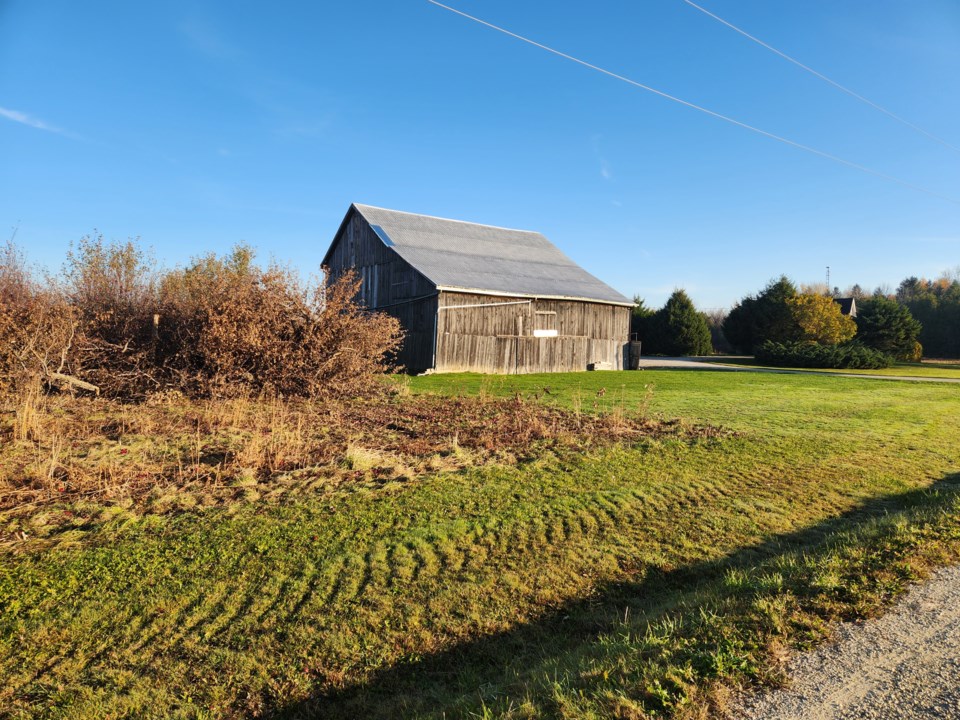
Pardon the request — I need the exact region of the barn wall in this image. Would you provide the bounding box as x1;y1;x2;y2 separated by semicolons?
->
383;295;437;372
325;210;438;371
435;291;629;373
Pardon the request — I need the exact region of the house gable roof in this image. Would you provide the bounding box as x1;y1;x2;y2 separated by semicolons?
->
834;297;857;316
326;204;632;306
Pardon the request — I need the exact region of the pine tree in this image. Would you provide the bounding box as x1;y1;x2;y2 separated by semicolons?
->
630;295;655;339
652;290;713;356
856;296;922;359
723;276;801;353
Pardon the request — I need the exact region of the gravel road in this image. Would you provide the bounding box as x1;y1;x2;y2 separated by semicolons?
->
731;565;960;720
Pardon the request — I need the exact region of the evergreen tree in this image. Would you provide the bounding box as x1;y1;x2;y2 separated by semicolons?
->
651;289;712;356
855;296;922;359
723;276;801;353
894;276;960;358
705;308;732;354
630;295;655;340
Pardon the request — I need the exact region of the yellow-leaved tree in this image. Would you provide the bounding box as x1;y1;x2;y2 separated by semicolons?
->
787;294;857;345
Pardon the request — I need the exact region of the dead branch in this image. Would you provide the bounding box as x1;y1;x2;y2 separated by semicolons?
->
47;372;100;396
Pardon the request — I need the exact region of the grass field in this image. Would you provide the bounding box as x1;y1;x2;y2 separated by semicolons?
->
697;356;960;379
2;370;960;719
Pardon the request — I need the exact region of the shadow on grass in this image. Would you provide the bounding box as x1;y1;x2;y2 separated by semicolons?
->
272;473;960;719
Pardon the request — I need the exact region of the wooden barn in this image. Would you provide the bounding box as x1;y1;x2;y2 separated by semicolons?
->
322;204;633;374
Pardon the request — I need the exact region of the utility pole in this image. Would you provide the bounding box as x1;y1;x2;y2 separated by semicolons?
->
826;266;830;291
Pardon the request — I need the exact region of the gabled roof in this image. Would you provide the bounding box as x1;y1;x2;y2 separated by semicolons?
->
327;204;633;306
834;297;857;316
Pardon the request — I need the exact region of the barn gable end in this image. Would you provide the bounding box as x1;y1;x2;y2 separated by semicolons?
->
323;204;632;373
323;207;439;371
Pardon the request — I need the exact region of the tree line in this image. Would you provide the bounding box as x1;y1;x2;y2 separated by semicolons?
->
894;275;960;359
634;271;958;365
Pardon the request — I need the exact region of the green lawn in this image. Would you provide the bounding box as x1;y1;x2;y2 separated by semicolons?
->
698;356;960;379
2;371;960;719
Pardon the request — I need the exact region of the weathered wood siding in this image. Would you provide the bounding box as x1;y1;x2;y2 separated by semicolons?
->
325;210;437;371
435;291;629;373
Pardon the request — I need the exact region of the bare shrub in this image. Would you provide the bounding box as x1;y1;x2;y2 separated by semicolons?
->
300;269;405;397
2;239;404;401
64;234;158;344
0;241;77;392
62;234;160;396
156;246;403;398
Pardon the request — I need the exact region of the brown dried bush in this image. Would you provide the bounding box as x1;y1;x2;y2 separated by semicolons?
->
0;242;77;392
156;245;404;398
2;238;403;400
62;234;161;396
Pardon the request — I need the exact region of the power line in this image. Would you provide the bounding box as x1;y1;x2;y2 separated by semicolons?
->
426;0;960;206
680;0;960;155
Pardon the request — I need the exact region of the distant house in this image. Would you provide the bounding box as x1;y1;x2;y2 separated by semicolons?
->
834;297;858;318
322;204;632;374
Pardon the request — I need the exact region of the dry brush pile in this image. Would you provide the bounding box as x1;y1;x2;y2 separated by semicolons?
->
0;236;403;400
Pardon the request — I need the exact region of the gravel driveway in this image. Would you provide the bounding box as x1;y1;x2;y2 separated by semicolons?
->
731;565;960;719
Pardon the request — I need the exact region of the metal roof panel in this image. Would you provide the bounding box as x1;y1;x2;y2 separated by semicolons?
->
352;204;631;306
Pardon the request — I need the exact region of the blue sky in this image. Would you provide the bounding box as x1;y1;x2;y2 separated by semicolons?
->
2;1;958;309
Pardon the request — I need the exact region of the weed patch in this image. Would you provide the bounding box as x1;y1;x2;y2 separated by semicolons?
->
0;390;726;551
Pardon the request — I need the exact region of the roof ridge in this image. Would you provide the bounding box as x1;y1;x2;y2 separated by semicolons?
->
353;203;542;236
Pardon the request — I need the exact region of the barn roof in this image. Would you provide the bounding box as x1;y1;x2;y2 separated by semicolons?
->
329;204;633;306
